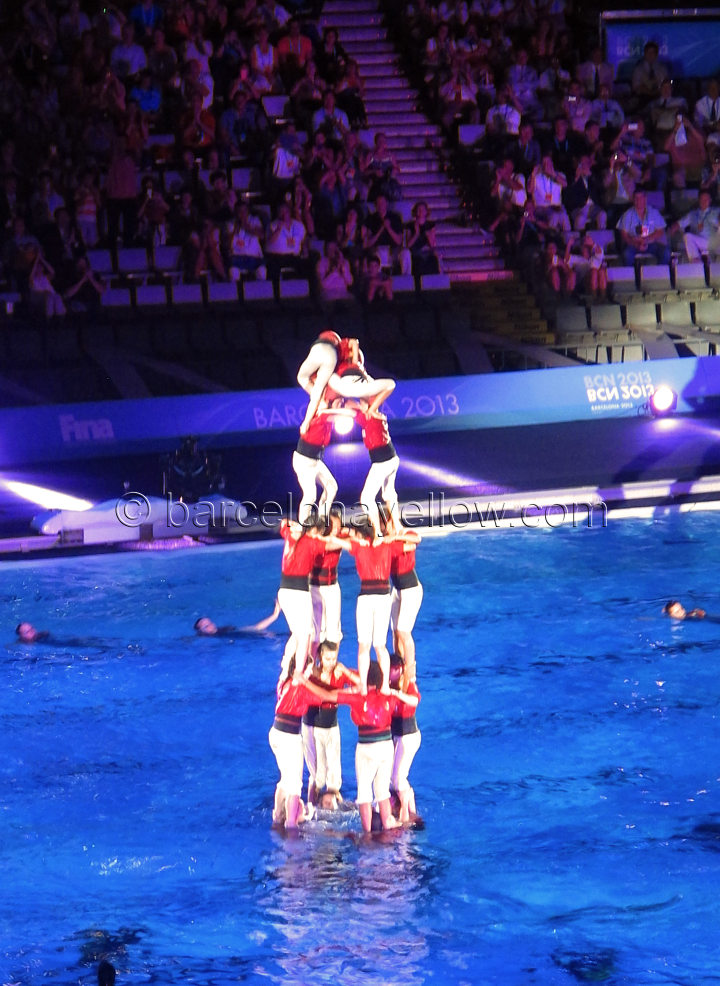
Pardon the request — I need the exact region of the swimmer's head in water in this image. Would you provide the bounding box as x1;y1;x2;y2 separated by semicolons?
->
319;790;339;810
663;600;686;620
16;622;38;642
194;617;218;635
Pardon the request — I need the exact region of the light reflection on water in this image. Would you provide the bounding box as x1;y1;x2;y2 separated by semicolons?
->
1;518;720;983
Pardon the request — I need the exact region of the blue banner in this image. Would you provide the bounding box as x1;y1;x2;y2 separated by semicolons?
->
1;358;719;467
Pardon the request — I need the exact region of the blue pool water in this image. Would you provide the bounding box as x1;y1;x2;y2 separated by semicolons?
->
2;514;720;985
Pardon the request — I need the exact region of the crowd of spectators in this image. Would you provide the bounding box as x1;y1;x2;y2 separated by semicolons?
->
389;0;720;302
0;0;443;319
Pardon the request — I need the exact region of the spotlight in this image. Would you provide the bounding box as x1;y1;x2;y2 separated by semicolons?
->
333;413;355;437
648;385;677;417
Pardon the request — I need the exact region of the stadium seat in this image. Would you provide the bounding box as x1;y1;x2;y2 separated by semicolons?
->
261;95;289;121
135;284;169;307
231;167;258;191
391;275;416;296
639;264;674;300
589;304;623;332
116;247;151;281
207;282;240;304
707;261;720;292
675;262;710;299
607;266;638;301
694;298;720;331
279;278;310;301
419;273;451;292
153;245;183;281
100;287;132;308
625;302;659;329
243;280;275;302
87;249;115;276
171;283;204;306
556;306;589;333
659;301;693;331
458;123;485;146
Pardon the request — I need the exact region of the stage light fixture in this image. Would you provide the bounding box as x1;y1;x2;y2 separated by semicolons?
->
648;385;677;417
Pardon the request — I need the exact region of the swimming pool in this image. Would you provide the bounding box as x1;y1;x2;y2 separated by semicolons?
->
2;513;719;985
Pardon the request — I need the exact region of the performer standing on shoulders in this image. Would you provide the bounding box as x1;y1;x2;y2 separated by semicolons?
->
390;531;422;684
292;400;339;525
301;639;359;806
310;507;346;656
389;654;421;825
277;518;326;683
352;400;400;535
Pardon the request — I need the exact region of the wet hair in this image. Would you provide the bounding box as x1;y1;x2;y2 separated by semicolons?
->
98;961;116;986
662;600;680;614
193;617;205;630
318;640;339;657
367;661;383;689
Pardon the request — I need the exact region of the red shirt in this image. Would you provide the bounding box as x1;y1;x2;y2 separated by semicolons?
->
275;678;317;716
390;541;420;589
303;665;356;727
338;688;405;741
349;539;393;592
280;522;320;578
310;542;343;586
355;409;391;451
394;680;420;719
302;413;333;448
391;680;420;735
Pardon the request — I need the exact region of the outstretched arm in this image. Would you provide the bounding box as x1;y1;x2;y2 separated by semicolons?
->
294;673;340;704
248;599;281;631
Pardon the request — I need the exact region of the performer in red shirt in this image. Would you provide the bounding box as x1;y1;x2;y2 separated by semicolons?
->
301;660;418;832
347;522;394;695
390;535;423;683
277;519;326;682
301;639;359;805
270;658;331;829
292;403;338;525
389;654;421;824
310;508;346;653
355;405;399;535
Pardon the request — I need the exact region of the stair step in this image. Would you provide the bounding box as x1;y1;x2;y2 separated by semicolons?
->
385;136;437;149
324;1;380;12
364;88;417;102
343;40;395;54
435;227;499;250
366;110;427;126
438;244;501;259
359;63;406;78
350;52;399;66
323;12;384;27
442;258;507;272
398;166;448;179
450;269;514;283
363;75;413;90
335;27;385;42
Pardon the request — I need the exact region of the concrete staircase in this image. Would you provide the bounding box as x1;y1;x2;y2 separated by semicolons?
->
321;0;511;282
